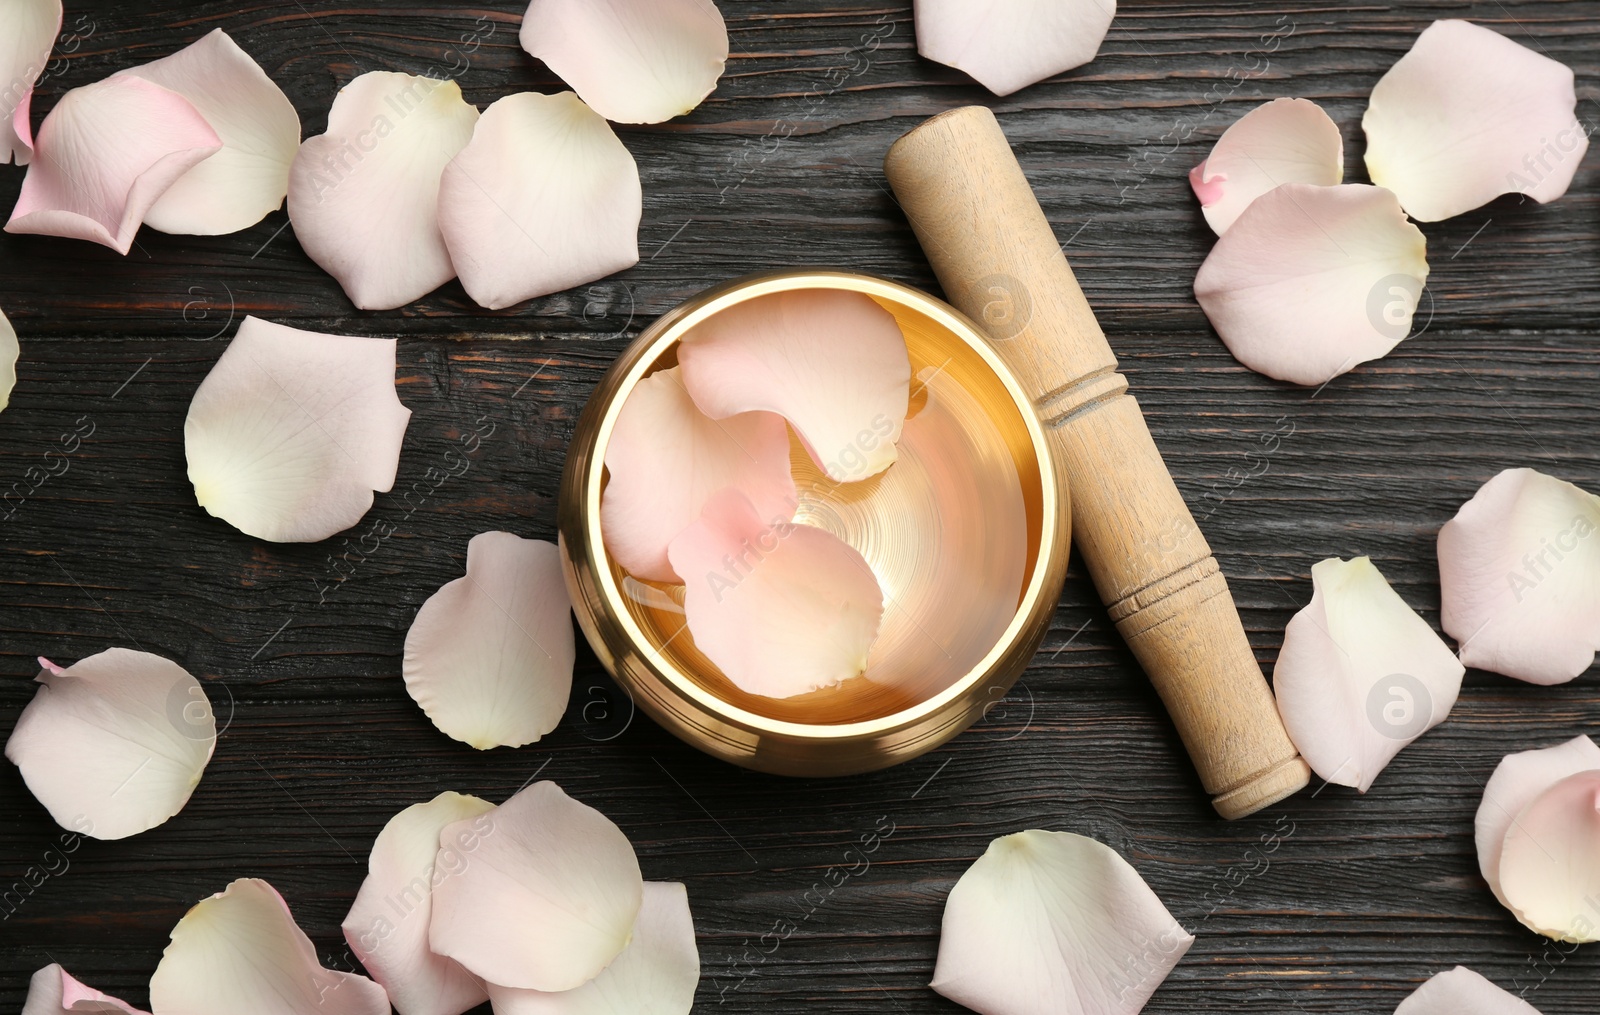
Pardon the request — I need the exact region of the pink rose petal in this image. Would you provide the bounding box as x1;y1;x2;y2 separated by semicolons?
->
1476;736;1600;908
1394;966;1544;1015
5;648;216;840
150;879;390;1015
1499;770;1600;943
5;75;221;254
1364;20;1588;222
931;830;1194;1015
1193;183;1429;386
0;0;62;164
0;305;17;412
677;288;910;483
403;532;576;750
601;365;796;583
914;0;1115;96
438;91;641;310
1438;468;1600;685
115;29;302;235
184;317;412;543
1190;97;1344;235
429;781;644;992
519;0;728;124
342;792;496;1015
1273;556;1463;793
23;963;151;1015
287;72;478;310
666;487;884;699
488;881;700;1015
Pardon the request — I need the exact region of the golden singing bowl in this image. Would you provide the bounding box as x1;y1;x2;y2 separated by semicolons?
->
557;271;1070;776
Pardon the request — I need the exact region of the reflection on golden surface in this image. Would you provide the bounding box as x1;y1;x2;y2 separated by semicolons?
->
558;272;1068;775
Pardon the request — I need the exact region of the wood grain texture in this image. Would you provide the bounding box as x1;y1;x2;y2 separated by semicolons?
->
1;1;1597;1013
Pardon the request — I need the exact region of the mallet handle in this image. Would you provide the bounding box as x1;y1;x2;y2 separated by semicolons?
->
885;106;1308;819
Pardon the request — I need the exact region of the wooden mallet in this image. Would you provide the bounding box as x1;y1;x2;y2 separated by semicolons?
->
885;106;1310;819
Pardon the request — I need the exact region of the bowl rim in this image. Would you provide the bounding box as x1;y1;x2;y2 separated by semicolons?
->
577;269;1063;739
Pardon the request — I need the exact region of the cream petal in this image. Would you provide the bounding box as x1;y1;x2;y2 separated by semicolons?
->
1394;966;1544;1015
4;648;216;841
518;0;727;124
1363;20;1588;223
1476;736;1600;908
1193;183;1429;386
183;316;412;543
487;881;699;1015
1;306;17;412
1272;556;1464;793
438;91;640;310
666;488;884;699
402;532;575;750
287;72;478;310
23;963;151;1015
1438;468;1600;685
1190;98;1344;235
601;365;795;583
342;792;495;1015
677;288;911;482
12;89;34;159
151;878;389;1015
5;76;221;254
931;829;1193;1015
1499;770;1600;943
115;29;301;235
913;0;1115;97
0;0;60;164
429;781;644;992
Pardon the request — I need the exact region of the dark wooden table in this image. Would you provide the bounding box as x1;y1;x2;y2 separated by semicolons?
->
2;2;1597;1011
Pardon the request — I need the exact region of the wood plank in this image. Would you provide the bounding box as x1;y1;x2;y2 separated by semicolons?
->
1;1;1597;1012
0;2;1595;336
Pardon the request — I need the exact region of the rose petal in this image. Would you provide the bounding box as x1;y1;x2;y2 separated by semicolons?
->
402;532;576;750
0;306;17;412
931;829;1194;1015
601;365;796;583
1193;183;1429;386
184;316;412;543
666;488;884;699
1272;556;1464;793
677;288;910;483
4;648;216;840
342;792;495;1015
287;72;478;310
1438;468;1600;685
429;781;644;992
1394;966;1544;1015
1476;736;1600;908
22;963;151;1015
114;29;301;236
1499;770;1600;943
518;0;727;124
1363;20;1588;222
487;881;699;1015
913;0;1115;97
5;76;221;254
1189;98;1344;235
12;90;34;158
0;0;61;164
436;91;640;310
151;878;389;1015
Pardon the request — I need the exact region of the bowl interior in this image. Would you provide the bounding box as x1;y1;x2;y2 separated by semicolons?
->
598;277;1048;726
